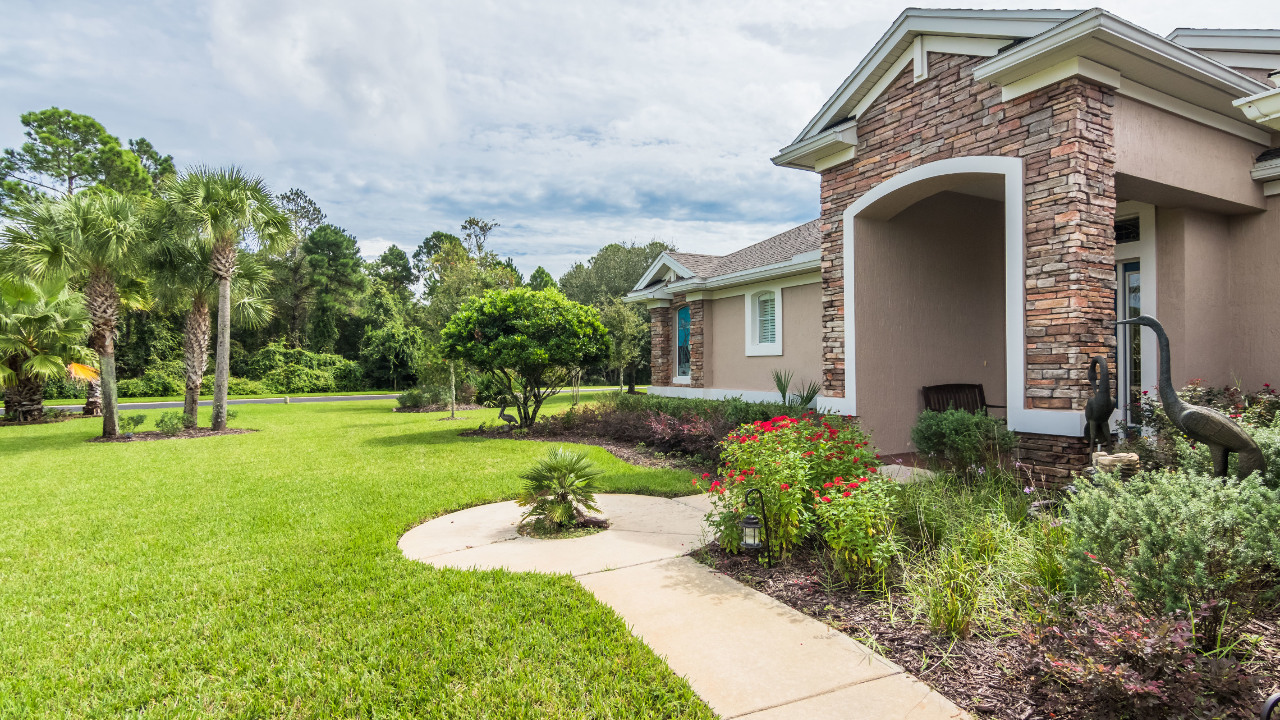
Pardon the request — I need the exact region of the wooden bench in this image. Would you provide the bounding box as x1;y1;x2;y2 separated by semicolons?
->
921;384;1006;415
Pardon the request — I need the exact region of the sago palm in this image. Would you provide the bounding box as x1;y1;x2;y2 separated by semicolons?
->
515;447;605;528
0;277;99;421
161;167;293;430
149;233;274;426
2;191;149;436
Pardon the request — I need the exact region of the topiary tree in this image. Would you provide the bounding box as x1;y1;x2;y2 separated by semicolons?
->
441;288;608;428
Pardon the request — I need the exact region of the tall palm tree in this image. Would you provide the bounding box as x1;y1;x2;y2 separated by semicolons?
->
2;192;149;436
149;236;274;426
161;168;293;430
0;278;99;421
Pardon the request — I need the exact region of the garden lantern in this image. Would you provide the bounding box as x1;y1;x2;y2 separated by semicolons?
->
740;488;773;567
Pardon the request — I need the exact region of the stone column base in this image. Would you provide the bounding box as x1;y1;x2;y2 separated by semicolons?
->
1015;432;1090;488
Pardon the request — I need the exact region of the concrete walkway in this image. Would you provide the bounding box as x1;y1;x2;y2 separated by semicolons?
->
400;493;967;719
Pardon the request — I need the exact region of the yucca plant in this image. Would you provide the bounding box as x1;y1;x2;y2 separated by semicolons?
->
516;447;605;529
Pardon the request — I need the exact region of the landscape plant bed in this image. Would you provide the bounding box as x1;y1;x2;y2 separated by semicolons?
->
394;403;483;413
88;428;257;443
700;544;1280;720
517;523;606;540
464;426;713;474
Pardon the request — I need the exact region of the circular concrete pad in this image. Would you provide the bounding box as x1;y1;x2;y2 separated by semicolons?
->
399;493;713;576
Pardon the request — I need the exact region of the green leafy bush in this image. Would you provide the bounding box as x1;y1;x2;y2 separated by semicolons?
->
698;413;880;562
199;376;271;396
397;384;449;409
1066;468;1280;612
116;378;148;398
42;374;85;400
910;408;1015;473
155;411;187;436
139;369;182;397
261;366;337;394
118;414;147;434
332;362;365;392
816;471;901;588
515;447;604;529
244;341;352;380
474;373;513;408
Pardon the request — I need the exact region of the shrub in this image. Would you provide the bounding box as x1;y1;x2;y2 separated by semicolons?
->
42;374;85;400
816;471;901;588
332;361;365;392
116;378;148;398
1127;380;1280;472
699;413;880;562
475;373;513;408
1066;468;1280;612
397;384;449;409
227;377;269;396
244;342;354;380
1026;563;1259;719
261;366;336;394
910;408;1015;473
139;369;182;397
515;447;604;529
155;411;186;436
118;414;146;434
1173;414;1280;489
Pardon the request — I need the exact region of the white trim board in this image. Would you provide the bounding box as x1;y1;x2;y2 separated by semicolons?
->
1113;201;1159;431
836;155;1085;437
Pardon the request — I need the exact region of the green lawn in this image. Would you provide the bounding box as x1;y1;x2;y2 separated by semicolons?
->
0;397;712;719
44;386;646;406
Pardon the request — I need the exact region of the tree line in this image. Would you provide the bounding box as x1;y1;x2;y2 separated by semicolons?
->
1;107;670;434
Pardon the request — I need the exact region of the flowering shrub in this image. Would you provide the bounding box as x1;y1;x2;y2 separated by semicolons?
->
816;473;901;588
695;413;880;562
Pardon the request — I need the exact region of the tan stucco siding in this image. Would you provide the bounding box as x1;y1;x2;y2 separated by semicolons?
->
1228;196;1280;387
1155;208;1237;388
1114;96;1266;211
703;283;823;393
853;192;1006;455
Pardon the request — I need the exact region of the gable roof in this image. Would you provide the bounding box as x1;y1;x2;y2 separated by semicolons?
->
626;220;822;301
773;8;1275;172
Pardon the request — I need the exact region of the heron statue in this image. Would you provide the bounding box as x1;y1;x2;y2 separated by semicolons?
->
1084;355;1116;452
1117;315;1266;479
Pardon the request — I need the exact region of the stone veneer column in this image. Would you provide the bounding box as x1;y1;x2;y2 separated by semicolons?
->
649;305;672;386
687;299;706;388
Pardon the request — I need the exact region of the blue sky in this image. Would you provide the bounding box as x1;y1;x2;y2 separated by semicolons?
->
2;0;1274;278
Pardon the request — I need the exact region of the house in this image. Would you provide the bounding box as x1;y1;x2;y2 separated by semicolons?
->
626;8;1280;480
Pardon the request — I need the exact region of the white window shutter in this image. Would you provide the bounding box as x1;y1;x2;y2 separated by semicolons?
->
758;294;776;344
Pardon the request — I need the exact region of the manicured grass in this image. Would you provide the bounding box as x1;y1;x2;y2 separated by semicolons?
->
44;390;398;406
0;396;712;718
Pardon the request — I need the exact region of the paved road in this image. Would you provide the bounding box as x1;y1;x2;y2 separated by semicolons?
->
102;386;637;411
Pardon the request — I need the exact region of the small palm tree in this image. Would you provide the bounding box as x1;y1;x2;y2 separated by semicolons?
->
515;447;605;528
148;200;275;426
0;278;99;421
2;191;150;436
161;167;294;430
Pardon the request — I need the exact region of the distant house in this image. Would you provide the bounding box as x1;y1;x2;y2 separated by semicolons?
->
626;8;1280;479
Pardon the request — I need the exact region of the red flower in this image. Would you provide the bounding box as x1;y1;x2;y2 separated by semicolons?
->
822;482;833;489
833;476;843;483
802;451;815;457
821;496;832;503
701;473;711;479
1086;552;1098;560
867;467;877;474
780;483;790;490
842;491;852;497
691;478;699;487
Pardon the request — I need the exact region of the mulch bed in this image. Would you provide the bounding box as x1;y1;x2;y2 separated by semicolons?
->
394;403;483;413
701;545;1280;720
88;428;257;443
462;426;713;474
0;413;92;427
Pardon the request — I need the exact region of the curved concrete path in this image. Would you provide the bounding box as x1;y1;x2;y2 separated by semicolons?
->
401;494;967;719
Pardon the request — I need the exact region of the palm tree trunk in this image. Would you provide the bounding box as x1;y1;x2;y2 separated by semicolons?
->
183;298;211;427
84;379;102;416
86;269;120;437
210;240;236;431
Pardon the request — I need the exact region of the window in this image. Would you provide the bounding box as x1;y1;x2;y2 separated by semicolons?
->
757;292;776;344
675;306;691;379
745;287;783;356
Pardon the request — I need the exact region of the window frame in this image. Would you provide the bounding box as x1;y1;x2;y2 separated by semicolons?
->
673;305;692;383
745;286;783;356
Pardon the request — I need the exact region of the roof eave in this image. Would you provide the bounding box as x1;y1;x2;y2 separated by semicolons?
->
666;253;822;294
1235;86;1280;131
771;120;858;171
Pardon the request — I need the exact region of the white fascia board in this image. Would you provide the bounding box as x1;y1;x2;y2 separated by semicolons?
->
1252;156;1280;182
1196;50;1280;71
1235;86;1280;131
664;256;822;295
974;9;1268;97
786;9;1078;149
998;56;1123;102
630;252;701;293
1167;28;1280;54
771;120;857;172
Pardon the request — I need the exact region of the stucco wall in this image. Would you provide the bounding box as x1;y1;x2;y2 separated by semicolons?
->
853;192;1006;454
1155;208;1236;389
704;282;823;393
1114;96;1266;211
1228;195;1280;387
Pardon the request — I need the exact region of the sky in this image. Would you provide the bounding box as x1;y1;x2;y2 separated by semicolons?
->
2;0;1276;278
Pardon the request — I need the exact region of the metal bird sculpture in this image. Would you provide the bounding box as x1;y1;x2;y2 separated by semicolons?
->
1117;315;1266;479
1084;355;1116;452
497;402;519;427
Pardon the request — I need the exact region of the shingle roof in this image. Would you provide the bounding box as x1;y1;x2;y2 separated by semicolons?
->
671;220;821;280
